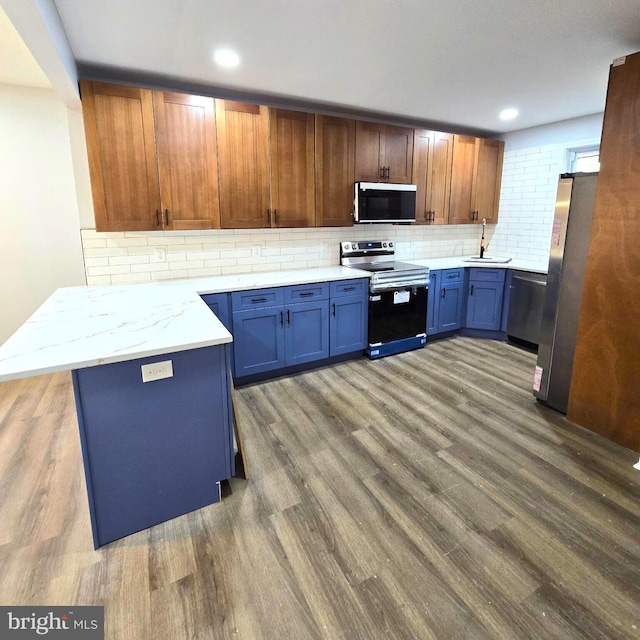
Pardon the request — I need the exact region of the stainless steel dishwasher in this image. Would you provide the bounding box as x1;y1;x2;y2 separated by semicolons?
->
507;271;547;346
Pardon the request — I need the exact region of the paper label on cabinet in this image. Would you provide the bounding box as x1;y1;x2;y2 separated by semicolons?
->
612;56;626;67
533;365;543;392
394;290;410;304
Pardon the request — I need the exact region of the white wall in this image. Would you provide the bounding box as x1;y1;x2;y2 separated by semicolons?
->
0;84;86;345
488;113;604;260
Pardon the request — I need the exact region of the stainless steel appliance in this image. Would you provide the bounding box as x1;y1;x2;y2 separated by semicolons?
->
507;270;547;347
341;240;429;358
353;182;417;223
534;172;598;413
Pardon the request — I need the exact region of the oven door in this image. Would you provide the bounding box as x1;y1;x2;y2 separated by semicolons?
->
368;286;427;345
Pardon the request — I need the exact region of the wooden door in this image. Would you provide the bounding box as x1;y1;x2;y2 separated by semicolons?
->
355;121;384;182
153;91;220;230
269;109;315;227
472;138;504;224
428;132;454;224
411;129;432;224
449;135;477;224
315;115;355;226
80;80;160;231
384;125;413;184
216;100;271;228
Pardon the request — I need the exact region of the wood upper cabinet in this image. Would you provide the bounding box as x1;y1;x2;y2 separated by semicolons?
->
81;81;220;232
153;91;220;230
216;100;271;229
449;135;504;224
412;130;453;224
81;81;161;231
355;121;413;183
269;109;315;227
315;115;356;227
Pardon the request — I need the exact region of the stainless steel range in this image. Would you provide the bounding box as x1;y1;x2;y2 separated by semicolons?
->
341;240;429;358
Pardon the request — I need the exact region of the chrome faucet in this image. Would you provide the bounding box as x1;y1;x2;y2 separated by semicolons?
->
479;218;489;258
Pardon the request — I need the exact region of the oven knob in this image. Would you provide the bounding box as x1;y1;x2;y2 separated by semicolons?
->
382;242;387;248
389;241;394;248
351;243;357;250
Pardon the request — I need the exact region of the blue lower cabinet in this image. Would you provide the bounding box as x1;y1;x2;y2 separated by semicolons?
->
232;307;286;376
72;345;233;548
286;300;330;365
465;271;506;330
438;280;464;332
330;294;368;356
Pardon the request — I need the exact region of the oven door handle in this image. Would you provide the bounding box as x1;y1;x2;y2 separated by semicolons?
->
369;281;428;293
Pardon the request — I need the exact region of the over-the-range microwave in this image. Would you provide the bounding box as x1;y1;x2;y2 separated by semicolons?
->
353;182;417;224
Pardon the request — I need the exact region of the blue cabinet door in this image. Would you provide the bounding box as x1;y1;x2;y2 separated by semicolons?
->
286;300;330;366
330;294;368;356
426;270;439;335
465;280;505;330
232;307;286;376
438;280;464;332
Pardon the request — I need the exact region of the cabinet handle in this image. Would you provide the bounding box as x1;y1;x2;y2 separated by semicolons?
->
287;309;291;324
332;303;336;316
280;310;284;325
274;209;278;225
155;210;161;227
343;286;356;291
385;166;390;179
379;166;384;180
251;297;267;303
299;292;313;297
470;285;475;296
165;209;170;225
441;288;446;299
267;209;272;224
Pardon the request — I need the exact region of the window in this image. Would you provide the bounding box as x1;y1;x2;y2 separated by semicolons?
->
567;146;600;172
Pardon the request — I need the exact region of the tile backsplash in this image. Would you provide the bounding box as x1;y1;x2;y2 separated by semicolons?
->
80;225;483;286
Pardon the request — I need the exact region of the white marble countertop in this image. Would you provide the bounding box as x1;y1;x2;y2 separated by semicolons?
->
0;259;547;382
0;266;369;382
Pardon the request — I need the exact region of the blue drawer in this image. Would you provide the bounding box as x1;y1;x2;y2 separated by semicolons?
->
330;278;369;297
231;287;284;311
441;268;465;282
468;268;506;282
284;282;329;303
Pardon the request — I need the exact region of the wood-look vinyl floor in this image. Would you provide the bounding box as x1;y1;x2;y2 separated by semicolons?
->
0;336;639;639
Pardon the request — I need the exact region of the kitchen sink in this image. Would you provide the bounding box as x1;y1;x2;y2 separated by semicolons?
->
462;256;512;263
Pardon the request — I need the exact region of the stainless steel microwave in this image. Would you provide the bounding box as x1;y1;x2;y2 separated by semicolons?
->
354;182;417;224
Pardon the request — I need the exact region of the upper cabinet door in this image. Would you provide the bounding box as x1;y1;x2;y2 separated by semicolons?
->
81;80;161;232
315;115;355;227
216;100;271;229
355;121;413;183
384;125;413;184
153;91;220;230
412;129;433;223
269;109;315;227
355;121;385;182
472;138;504;224
449;134;479;224
428;132;454;224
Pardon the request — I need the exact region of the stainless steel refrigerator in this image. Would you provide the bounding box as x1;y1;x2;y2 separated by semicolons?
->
533;172;598;413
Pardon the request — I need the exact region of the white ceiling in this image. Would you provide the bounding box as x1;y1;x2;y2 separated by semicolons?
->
22;1;640;133
0;7;51;89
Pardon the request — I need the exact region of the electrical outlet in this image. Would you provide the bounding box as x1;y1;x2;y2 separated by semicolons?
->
141;360;173;383
154;246;167;262
252;245;262;258
321;242;328;253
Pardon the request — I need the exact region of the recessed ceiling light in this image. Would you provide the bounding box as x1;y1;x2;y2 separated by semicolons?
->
214;48;240;68
499;108;519;120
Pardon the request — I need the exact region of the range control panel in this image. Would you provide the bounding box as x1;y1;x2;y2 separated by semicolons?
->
341;240;394;255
